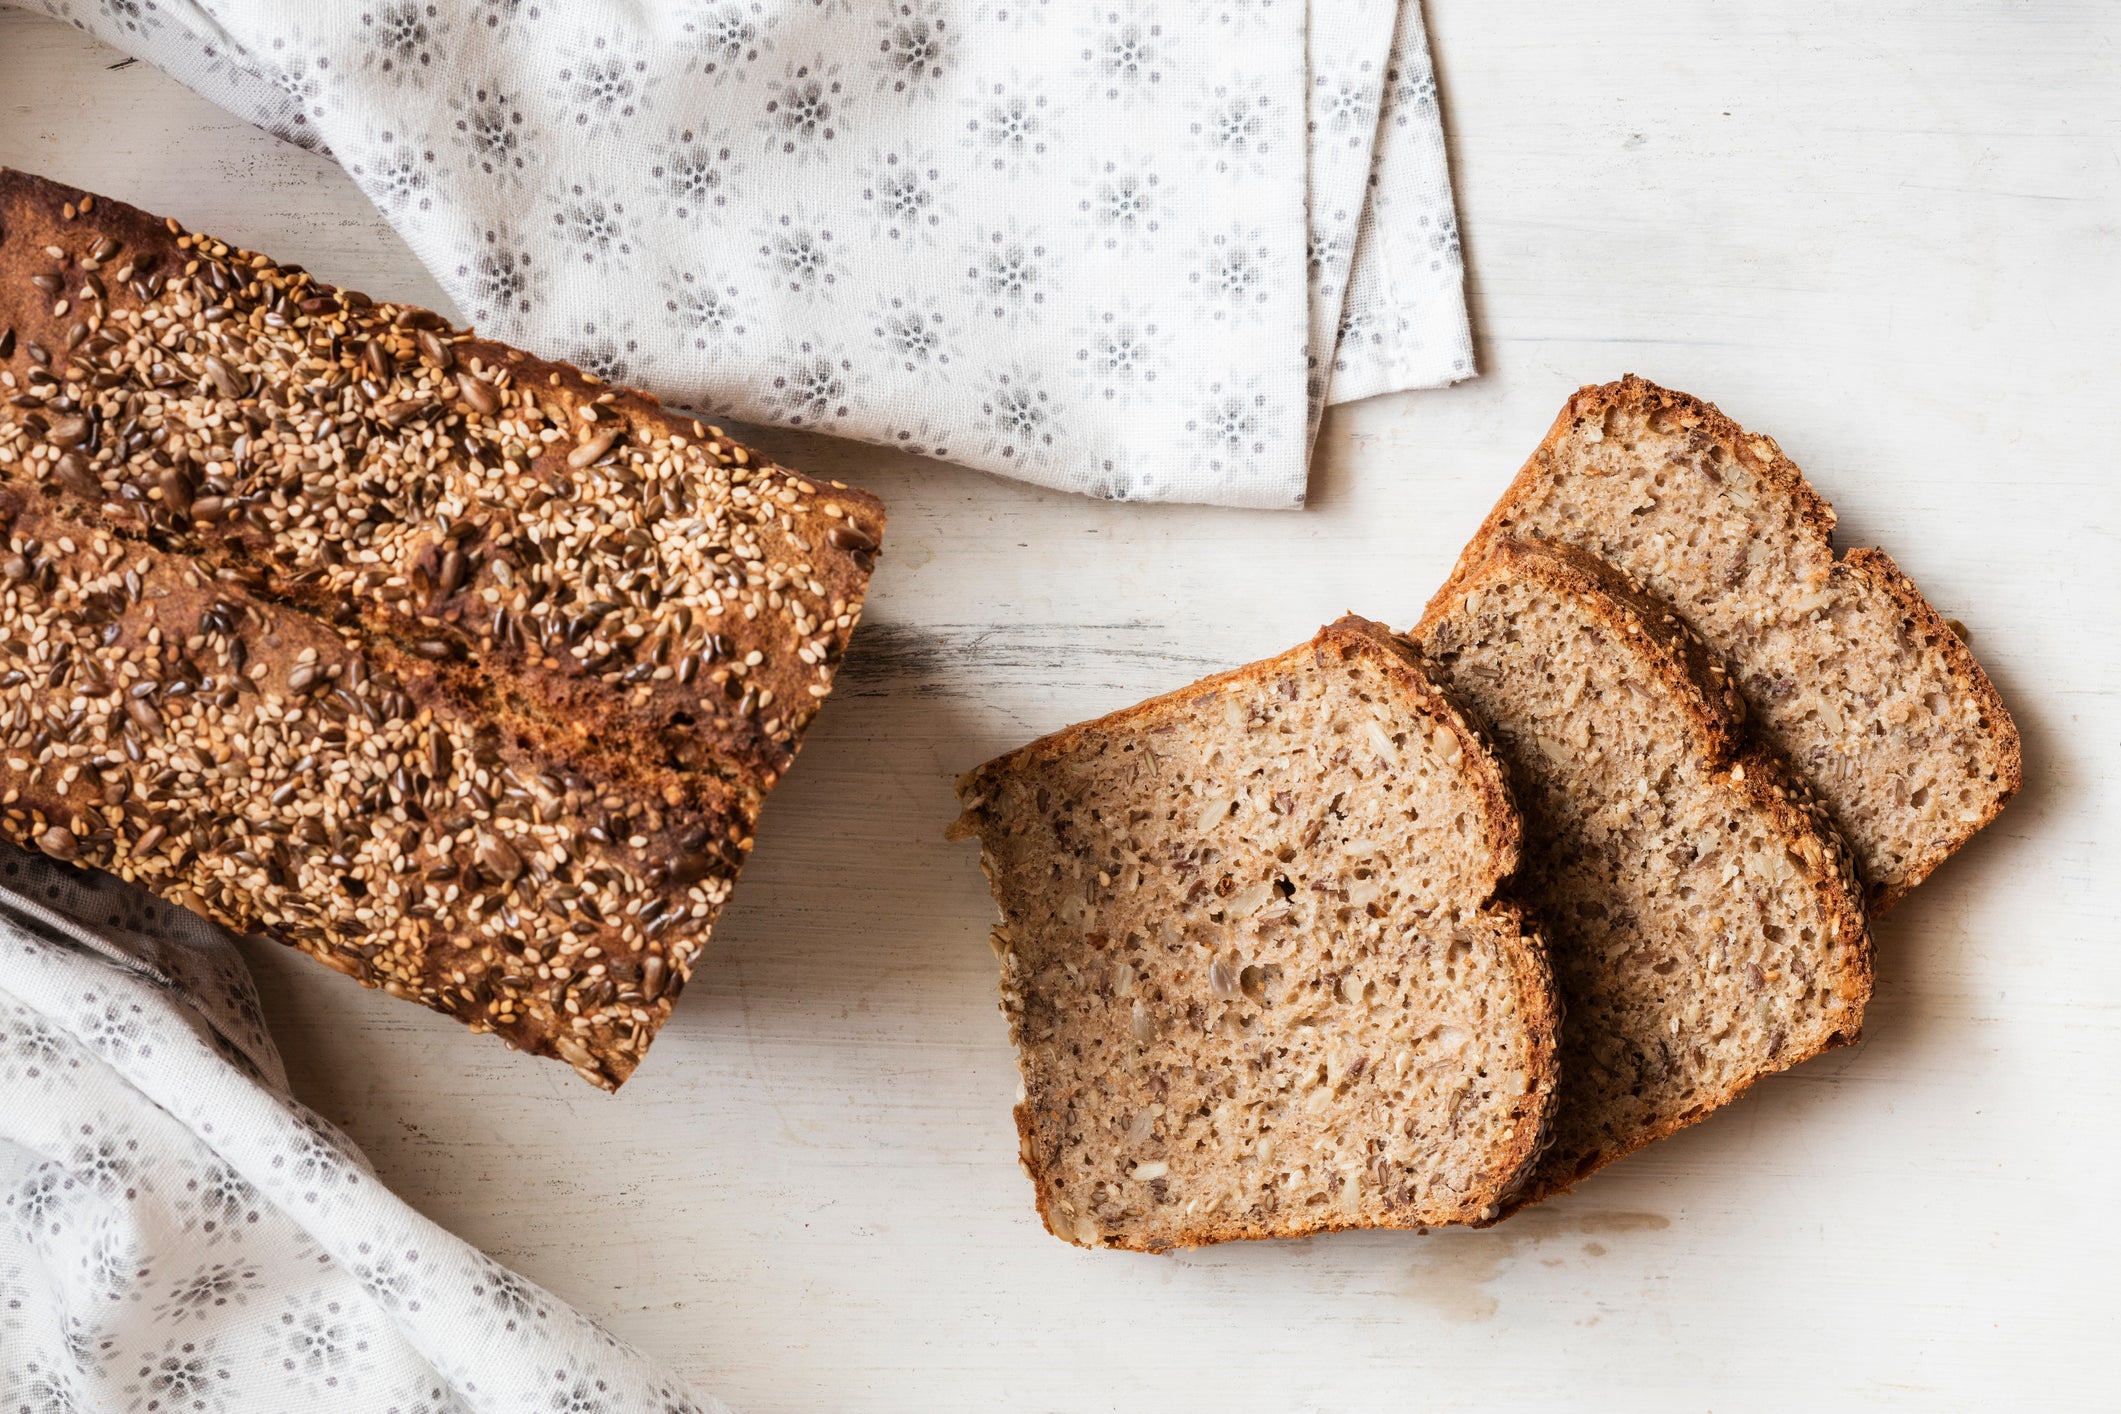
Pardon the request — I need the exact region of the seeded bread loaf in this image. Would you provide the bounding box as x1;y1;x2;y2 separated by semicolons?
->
1412;540;1873;1207
1439;377;2018;911
0;168;882;792
0;169;883;1088
949;617;1560;1250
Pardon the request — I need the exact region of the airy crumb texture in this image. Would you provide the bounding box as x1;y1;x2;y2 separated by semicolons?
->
1438;375;2019;911
1414;541;1873;1209
0;168;883;1089
950;617;1559;1252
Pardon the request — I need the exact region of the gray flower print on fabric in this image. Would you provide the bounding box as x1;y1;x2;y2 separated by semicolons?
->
661;269;749;351
858;147;954;245
153;1259;266;1327
650;126;742;223
1;1005;79;1086
125;1335;231;1412
266;1109;364;1208
979;363;1062;468
65;1309;122;1379
1313;62;1381;150
962;76;1050;177
179;1161;263;1244
246;33;336;150
869;291;960;379
874;2;957;101
10;1163;78;1243
761;57;845;162
1308;219;1355;298
573;321;642;384
1188;223;1273;323
1385;51;1438;128
554;32;656;136
386;1376;472;1414
347;129;438;215
548;1354;614;1414
458;227;545;323
94;0;163;39
754;209;842;301
82;1214;148;1302
449;81;530;185
548;178;639;272
972;0;1053;28
269;1289;374;1397
1075;152;1163;254
766;340;861;428
72;1128;142;1200
1071;301;1170;405
1190;0;1276;35
1078;6;1165;106
467;1254;550;1336
349;1235;428;1314
361;2;445;85
1187;80;1277;178
1188;374;1284;480
473;0;545;39
881;415;955;461
1421;208;1461;272
684;0;775;82
10;1359;74;1414
967;220;1052;325
75;993;150;1066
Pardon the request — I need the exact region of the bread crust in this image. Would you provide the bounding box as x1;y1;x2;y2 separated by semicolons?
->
1418;538;1876;1216
956;616;1563;1250
0;166;884;792
0;168;883;1087
1430;375;2019;912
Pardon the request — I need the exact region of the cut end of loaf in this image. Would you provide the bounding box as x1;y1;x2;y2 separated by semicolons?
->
0;167;885;1089
954;617;1559;1251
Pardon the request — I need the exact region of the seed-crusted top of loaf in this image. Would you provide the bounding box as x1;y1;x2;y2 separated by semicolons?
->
0;168;882;792
952;617;1560;1250
0;479;743;1087
1415;540;1873;1208
1436;375;2018;911
0;169;883;1088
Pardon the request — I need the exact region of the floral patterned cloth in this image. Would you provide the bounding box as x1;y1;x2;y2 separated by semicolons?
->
15;0;1472;508
0;843;726;1414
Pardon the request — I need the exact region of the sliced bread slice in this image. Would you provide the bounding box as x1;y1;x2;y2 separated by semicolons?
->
1438;376;2020;911
948;616;1560;1251
1412;540;1873;1207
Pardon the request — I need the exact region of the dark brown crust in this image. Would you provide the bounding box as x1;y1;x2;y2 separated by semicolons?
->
1416;539;1876;1217
1430;374;2019;913
956;617;1563;1250
0;167;884;792
0;168;884;1087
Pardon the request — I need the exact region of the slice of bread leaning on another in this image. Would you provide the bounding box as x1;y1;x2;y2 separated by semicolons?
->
1437;376;2019;911
1412;539;1873;1209
949;616;1560;1251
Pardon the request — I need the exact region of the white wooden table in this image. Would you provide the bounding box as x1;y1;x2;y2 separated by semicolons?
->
5;4;2116;1408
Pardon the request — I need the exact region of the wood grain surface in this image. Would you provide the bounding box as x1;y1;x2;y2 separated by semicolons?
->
3;4;2116;1409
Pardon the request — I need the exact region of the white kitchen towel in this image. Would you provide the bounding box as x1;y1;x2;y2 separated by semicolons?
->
14;0;1473;508
0;844;726;1414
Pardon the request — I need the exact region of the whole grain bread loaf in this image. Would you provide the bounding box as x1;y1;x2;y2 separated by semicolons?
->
1413;539;1873;1208
949;617;1560;1250
1438;376;2018;911
0;169;883;1088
